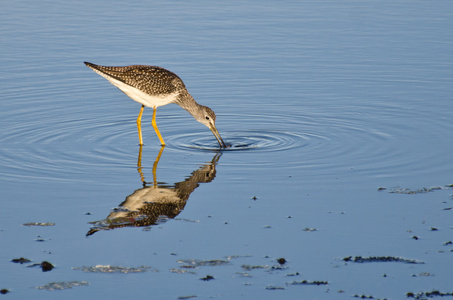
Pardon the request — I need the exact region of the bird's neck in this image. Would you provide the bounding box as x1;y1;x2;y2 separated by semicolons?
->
176;90;204;117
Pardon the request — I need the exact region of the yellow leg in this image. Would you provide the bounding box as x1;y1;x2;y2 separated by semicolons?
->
151;106;165;146
136;105;145;145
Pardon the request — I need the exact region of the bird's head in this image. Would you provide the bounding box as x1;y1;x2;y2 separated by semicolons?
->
197;106;226;148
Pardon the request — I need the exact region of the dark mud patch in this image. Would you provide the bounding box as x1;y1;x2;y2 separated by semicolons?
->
343;256;424;264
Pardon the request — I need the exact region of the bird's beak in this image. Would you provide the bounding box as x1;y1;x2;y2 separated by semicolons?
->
210;125;227;148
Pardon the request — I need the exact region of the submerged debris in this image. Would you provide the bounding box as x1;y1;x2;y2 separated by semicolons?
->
35;236;49;242
343;256;424;264
288;280;328;286
200;275;214;281
11;257;31;264
174;218;199;223
241;264;268;271
225;255;252;260
73;265;154;273
22;222;55;227
177;259;230;267
387;185;453;194
28;261;54;272
241;257;290;272
35;281;88;291
236;271;253;277
266;285;285;290
41;261;54;272
407;290;453;299
269;264;288;271
180;265;197;269
169;268;196;275
352;295;376;299
411;272;434;277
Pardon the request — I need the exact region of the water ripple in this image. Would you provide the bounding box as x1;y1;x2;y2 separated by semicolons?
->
1;97;452;182
166;130;308;152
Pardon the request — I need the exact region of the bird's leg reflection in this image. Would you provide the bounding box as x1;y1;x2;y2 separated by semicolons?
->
86;149;222;236
137;144;165;187
152;145;165;187
137;144;145;183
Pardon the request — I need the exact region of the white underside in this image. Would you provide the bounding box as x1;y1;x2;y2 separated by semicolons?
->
107;187;181;219
95;70;178;108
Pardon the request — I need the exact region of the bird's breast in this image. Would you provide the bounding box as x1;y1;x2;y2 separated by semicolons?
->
103;74;179;107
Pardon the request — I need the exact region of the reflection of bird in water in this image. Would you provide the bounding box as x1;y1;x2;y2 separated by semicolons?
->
84;62;226;148
87;146;221;236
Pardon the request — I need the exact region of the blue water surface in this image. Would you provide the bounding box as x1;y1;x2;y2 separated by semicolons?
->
1;1;453;299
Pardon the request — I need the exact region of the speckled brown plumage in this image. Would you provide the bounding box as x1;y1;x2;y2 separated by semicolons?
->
84;62;186;96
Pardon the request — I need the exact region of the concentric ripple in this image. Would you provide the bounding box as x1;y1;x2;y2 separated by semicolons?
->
166;130;309;152
1;88;453;183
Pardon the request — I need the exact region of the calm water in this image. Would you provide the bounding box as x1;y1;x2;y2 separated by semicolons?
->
1;1;453;299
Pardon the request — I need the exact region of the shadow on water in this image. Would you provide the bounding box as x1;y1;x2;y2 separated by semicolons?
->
86;146;221;236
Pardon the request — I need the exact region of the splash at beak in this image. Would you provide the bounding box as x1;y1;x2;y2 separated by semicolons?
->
210;125;227;148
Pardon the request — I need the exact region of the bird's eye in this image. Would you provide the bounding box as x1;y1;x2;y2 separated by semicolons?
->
206;116;210;120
